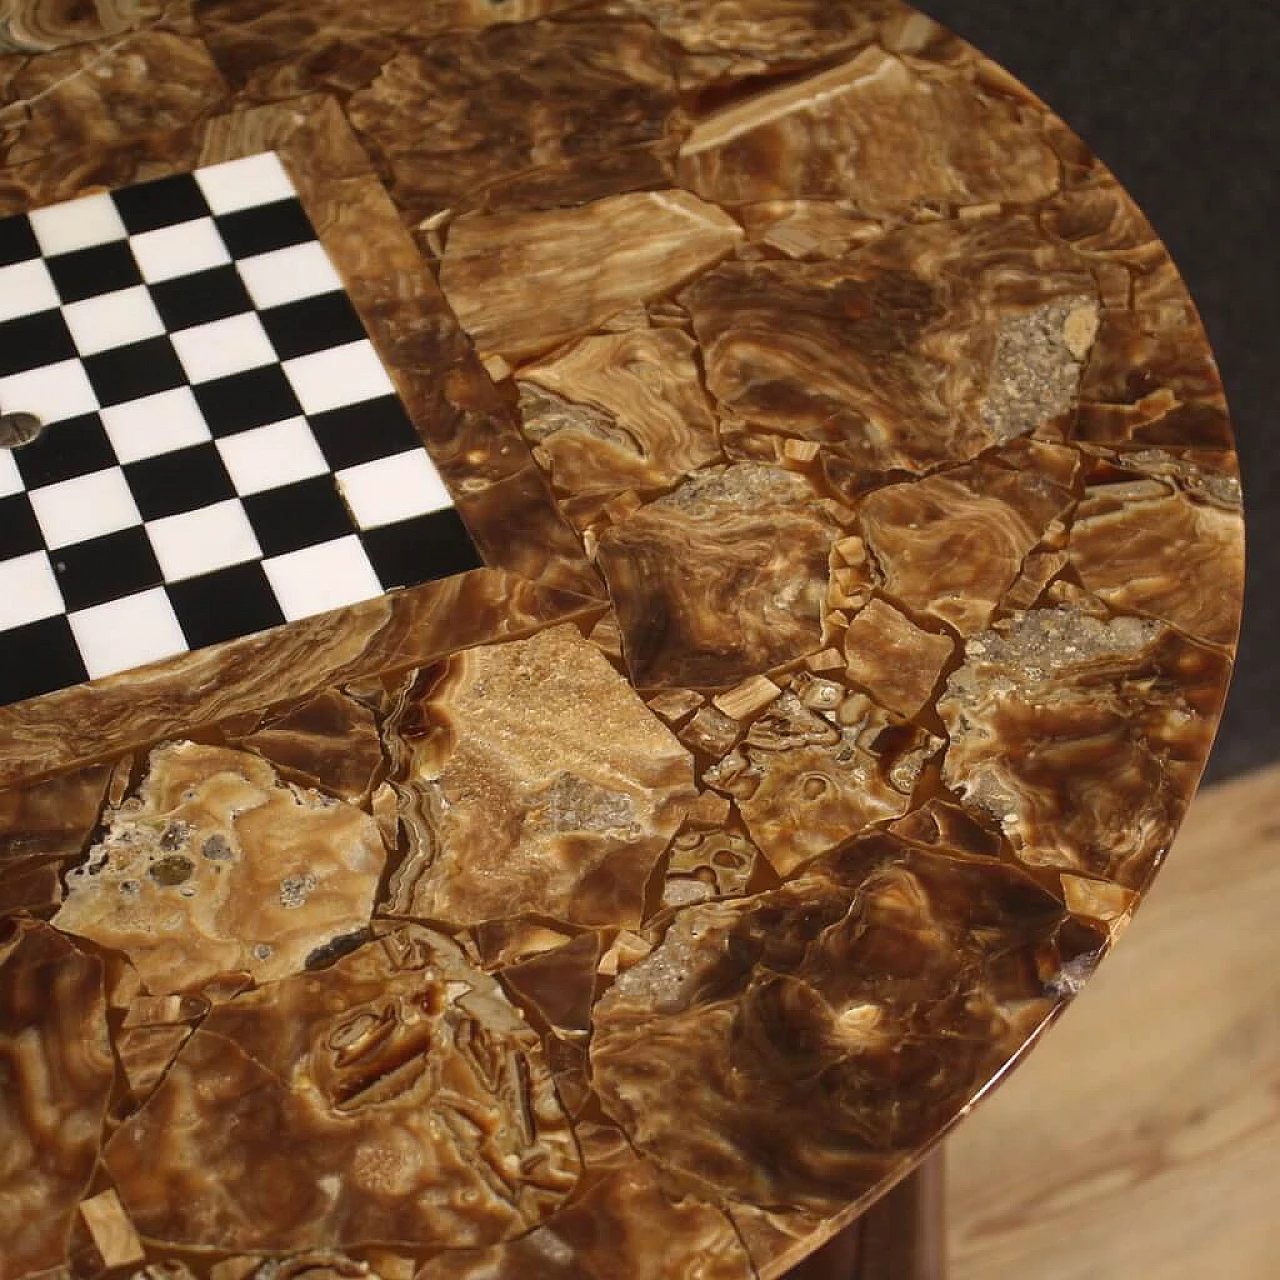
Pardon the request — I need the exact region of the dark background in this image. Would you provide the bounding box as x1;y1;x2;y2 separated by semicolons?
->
916;1;1279;782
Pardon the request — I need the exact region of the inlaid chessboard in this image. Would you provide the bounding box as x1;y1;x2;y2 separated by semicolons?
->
0;151;480;707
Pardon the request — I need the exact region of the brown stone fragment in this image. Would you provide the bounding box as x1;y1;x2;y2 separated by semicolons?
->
1069;475;1243;648
709;692;940;876
238;689;383;802
683;789;732;828
0;0;165;52
678;46;1059;211
889;799;1003;859
385;625;694;927
0;920;114;1278
2;32;226;165
591;834;1100;1215
52;742;385;993
79;1190;144;1268
940;608;1231;886
500;932;601;1034
1060;875;1137;938
414;1154;751;1279
843;599;953;719
805;648;846;674
438;190;743;364
679;706;740;758
105;926;578;1253
596;464;838;689
712;675;783;722
858;462;1073;636
645;688;704;726
684;218;1096;486
1003;550;1069;611
470;919;575;971
347;21;679;222
740;199;884;260
518;329;722;501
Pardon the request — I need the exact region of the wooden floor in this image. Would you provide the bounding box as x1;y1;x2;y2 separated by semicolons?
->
948;761;1280;1279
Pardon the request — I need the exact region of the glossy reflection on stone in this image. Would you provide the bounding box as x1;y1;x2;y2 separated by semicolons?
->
684;218;1097;487
415;1152;752;1280
596;464;838;689
52;742;385;993
105;925;579;1254
940;608;1231;886
385;625;694;927
0;920;114;1278
591;833;1101;1214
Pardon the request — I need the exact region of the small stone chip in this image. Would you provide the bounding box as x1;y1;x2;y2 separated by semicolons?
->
80;1189;145;1268
712;675;782;722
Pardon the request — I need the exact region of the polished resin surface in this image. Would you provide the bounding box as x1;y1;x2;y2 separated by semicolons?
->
0;2;1242;1278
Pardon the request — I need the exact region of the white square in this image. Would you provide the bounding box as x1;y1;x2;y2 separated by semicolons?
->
0;259;60;323
195;152;297;215
0;359;98;426
0;449;22;499
237;241;343;310
130;218;231;284
0;552;65;631
171;312;276;385
145;499;262;583
29;193;127;256
216;417;329;497
68;588;187;681
29;467;141;550
283;341;395;416
62;285;165;357
100;387;212;465
336;450;452;530
262;536;382;621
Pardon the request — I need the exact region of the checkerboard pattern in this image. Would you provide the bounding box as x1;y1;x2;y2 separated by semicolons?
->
0;152;482;707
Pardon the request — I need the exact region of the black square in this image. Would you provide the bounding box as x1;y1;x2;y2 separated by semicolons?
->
0;615;88;707
215;200;314;259
307;395;423;471
242;476;353;557
124;443;235;521
168;562;285;649
46;241;142;304
113;173;210;235
0;493;45;559
0;309;77;377
51;526;163;613
193;365;302;437
259;291;366;361
82;336;187;408
149;265;253;332
362;509;482;589
0;213;40;268
13;414;116;490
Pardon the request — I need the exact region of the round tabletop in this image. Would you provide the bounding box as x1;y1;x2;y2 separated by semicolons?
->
0;3;1243;1279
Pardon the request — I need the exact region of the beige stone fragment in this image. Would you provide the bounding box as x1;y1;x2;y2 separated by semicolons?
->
683;789;732;828
79;1190;145;1268
386;625;694;927
1061;875;1138;935
713;675;783;722
679;705;741;758
598;930;653;977
52;742;385;994
588;611;624;661
646;688;704;725
805;647;846;673
1004;550;1069;610
438;191;743;363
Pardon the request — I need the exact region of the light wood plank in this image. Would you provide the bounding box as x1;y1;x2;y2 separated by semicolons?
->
948;761;1280;1280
